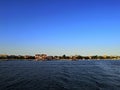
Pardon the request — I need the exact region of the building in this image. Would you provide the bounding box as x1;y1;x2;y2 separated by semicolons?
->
0;54;8;59
24;55;35;59
35;54;47;60
46;56;53;60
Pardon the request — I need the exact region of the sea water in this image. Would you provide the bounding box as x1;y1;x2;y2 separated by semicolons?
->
0;60;120;90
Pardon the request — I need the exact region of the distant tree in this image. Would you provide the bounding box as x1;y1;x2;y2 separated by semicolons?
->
62;54;66;59
59;56;62;59
18;56;25;59
98;56;104;59
66;56;70;59
84;56;89;60
76;55;83;59
91;55;98;59
106;56;111;59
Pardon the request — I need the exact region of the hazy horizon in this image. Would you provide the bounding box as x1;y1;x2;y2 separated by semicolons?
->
0;0;120;56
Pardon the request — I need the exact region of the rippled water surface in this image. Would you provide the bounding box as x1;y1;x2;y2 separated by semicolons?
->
0;60;120;90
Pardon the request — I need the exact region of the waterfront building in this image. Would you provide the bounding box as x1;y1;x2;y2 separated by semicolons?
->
35;54;47;60
24;55;35;59
0;54;8;59
46;56;53;60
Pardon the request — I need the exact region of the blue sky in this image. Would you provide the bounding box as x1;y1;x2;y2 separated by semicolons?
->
0;0;120;56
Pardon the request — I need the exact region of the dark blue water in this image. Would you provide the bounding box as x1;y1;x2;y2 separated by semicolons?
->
0;60;120;90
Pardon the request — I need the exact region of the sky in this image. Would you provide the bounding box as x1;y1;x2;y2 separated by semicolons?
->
0;0;120;56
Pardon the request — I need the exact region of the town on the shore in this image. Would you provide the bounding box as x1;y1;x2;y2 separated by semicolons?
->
0;54;120;60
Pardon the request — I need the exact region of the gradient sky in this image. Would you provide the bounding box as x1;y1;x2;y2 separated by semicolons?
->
0;0;120;56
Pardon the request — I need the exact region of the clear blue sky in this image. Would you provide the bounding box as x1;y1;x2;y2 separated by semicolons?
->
0;0;120;56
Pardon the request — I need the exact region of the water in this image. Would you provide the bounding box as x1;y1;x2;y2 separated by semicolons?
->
0;60;120;90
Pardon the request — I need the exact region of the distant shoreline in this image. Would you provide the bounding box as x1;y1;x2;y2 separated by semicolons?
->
0;54;120;60
0;59;120;61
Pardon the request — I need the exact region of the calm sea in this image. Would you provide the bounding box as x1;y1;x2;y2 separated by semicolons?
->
0;60;120;90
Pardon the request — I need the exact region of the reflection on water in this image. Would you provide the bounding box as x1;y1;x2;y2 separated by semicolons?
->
0;60;120;90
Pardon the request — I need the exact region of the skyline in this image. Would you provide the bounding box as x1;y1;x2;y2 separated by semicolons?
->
0;0;120;56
